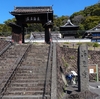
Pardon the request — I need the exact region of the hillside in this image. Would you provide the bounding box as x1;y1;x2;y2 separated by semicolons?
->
70;3;100;30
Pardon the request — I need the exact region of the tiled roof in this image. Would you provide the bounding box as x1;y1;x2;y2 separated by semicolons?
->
8;22;21;28
86;24;100;33
10;6;53;14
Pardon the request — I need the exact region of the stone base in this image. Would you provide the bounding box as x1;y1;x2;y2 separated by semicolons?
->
65;90;98;99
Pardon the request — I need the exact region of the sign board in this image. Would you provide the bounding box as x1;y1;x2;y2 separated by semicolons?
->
89;69;94;73
89;65;96;74
88;64;99;82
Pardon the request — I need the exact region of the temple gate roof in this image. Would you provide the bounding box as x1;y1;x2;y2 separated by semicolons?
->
10;6;53;15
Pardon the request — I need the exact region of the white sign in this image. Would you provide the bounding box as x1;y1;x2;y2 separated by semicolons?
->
89;69;94;73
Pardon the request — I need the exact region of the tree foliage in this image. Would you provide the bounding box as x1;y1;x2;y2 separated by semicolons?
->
72;15;85;25
83;16;100;30
71;3;100;30
53;15;69;31
0;18;16;36
27;23;44;33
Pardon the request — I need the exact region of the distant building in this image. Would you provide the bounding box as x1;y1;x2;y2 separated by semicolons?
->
59;19;79;38
83;24;100;42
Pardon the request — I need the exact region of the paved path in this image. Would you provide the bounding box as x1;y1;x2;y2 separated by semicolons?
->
89;81;100;96
64;82;100;99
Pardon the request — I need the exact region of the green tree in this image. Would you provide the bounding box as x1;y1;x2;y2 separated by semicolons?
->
83;16;100;30
4;18;16;25
70;3;100;31
0;24;3;32
53;15;68;31
93;42;99;50
92;8;100;16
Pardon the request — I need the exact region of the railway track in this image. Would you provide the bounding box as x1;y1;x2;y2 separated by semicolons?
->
0;42;55;99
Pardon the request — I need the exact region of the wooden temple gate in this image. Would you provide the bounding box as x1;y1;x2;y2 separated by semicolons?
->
9;6;53;43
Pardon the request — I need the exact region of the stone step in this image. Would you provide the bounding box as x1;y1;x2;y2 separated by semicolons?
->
8;86;49;90
6;87;44;91
15;73;46;76
5;90;45;95
18;69;47;72
15;72;46;75
7;86;44;89
18;65;46;69
12;76;46;79
2;95;50;99
9;82;48;85
14;73;51;76
10;79;49;83
8;83;45;87
12;78;49;81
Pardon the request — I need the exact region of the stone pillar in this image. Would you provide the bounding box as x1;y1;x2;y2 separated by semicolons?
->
77;44;89;92
45;27;51;44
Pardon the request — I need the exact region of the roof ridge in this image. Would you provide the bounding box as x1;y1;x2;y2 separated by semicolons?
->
15;6;52;9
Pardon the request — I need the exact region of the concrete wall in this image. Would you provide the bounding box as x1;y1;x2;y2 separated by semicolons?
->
25;39;91;43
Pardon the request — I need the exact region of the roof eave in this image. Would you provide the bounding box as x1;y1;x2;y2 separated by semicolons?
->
86;31;100;33
8;22;21;28
10;11;53;16
60;26;79;28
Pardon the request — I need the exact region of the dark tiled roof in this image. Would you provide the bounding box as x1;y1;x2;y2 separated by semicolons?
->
10;6;53;14
86;24;100;33
8;22;21;28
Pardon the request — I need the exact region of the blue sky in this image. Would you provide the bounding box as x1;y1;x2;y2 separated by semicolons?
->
0;0;98;24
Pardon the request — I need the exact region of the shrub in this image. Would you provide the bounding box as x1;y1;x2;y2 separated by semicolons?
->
62;57;69;68
93;42;99;47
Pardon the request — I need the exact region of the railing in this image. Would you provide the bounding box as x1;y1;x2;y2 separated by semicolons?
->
51;42;57;99
43;42;53;99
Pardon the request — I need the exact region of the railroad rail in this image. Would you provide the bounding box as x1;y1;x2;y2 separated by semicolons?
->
0;41;57;99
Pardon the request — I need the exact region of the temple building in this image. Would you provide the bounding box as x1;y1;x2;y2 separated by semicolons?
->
83;24;100;42
60;19;79;38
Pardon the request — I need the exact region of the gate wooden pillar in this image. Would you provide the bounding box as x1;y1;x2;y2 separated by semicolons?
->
8;23;23;43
